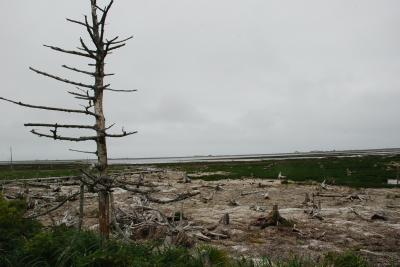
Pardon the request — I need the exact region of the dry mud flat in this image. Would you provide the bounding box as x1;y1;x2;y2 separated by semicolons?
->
4;171;400;266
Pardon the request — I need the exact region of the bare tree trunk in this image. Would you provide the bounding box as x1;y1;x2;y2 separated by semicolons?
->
1;0;137;239
78;183;85;230
91;0;110;238
98;190;110;237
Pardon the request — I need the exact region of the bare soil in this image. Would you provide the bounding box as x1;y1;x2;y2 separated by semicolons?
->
4;170;400;266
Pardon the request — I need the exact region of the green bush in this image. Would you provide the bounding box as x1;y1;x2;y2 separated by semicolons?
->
19;227;151;267
324;251;369;267
0;196;41;252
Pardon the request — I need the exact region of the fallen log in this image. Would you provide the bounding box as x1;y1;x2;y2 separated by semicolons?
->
146;191;200;204
202;230;229;240
241;190;264;196
315;193;344;198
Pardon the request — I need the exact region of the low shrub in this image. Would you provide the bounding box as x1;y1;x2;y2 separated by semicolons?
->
324;251;369;267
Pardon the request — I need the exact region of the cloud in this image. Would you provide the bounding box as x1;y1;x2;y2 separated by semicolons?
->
0;0;399;160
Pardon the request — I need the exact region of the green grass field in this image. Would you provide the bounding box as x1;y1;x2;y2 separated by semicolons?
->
157;155;400;188
1;155;399;187
0;163;83;180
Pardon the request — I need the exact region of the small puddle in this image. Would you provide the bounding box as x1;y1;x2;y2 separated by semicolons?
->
387;179;399;185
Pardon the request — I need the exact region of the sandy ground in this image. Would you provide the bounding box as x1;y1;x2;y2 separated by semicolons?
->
4;170;400;266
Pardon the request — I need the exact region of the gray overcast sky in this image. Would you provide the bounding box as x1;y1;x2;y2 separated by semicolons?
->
0;0;399;161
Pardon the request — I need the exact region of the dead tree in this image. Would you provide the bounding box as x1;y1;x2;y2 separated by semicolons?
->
0;0;135;238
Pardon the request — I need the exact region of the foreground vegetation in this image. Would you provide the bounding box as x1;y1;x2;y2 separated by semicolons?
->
1;155;399;187
0;196;372;267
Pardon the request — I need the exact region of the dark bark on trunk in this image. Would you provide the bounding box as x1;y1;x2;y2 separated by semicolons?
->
78;183;85;230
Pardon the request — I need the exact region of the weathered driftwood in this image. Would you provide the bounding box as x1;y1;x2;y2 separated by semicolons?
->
303;193;311;204
228;199;239;206
26;191;81;219
241;190;264;196
386;205;400;209
346;194;366;201
191;184;224;191
201;191;215;203
320;180;329;190
257;182;269;188
145;191;200;204
250;205;267;212
348;207;369;221
315;192;344;198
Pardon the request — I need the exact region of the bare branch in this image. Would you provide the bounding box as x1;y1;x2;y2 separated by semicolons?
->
107;36;119;43
104;123;115;131
79;38;97;58
0;96;96;116
68;91;94;100
106;130;137;138
43;44;95;59
106;43;126;52
104;88;137;93
24;123;95;129
69;148;98;155
99;0;114;42
29;67;95;89
66;18;93;29
84;15;99;49
107;35;133;45
79;103;95;113
62;65;95;77
30;129;97;142
95;5;106;13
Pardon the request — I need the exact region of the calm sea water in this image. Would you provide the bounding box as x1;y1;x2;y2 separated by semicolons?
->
1;148;399;165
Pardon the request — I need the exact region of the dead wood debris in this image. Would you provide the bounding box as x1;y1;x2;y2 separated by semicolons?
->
249;205;267;212
241;190;265;196
201;191;215;203
370;213;388;221
228;199;240;206
112;204;230;245
250;205;293;229
303;195;323;220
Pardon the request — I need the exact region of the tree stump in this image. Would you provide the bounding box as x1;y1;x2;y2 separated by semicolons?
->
220;213;230;225
250;204;293;229
303;193;310;204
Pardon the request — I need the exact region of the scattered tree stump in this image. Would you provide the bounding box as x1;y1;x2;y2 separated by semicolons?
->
219;213;230;225
371;213;387;221
250;204;293;229
303;193;311;204
228;199;239;206
183;173;191;183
